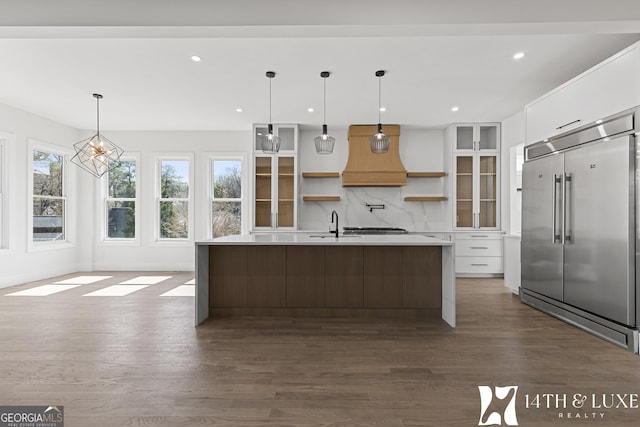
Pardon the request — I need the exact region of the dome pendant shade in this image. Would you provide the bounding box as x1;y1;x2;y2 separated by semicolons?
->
369;123;390;154
261;71;281;154
314;71;335;154
314;124;335;155
369;70;390;154
71;93;124;178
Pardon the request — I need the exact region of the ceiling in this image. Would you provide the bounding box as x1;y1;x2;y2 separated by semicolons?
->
1;0;639;132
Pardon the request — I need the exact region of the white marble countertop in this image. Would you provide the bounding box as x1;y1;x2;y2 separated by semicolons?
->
197;232;454;246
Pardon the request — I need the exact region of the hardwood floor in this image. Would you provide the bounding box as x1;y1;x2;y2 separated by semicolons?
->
2;273;640;426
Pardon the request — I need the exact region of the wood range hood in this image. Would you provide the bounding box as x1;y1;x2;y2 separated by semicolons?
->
342;124;407;187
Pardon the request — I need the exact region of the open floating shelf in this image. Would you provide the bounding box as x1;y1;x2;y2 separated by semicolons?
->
303;196;341;202
302;172;341;178
406;172;447;178
404;196;448;202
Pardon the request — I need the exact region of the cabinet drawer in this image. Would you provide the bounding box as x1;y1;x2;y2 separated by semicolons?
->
456;256;503;274
455;232;503;240
455;239;502;257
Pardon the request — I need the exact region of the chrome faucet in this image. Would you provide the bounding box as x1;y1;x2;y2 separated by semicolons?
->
330;210;339;238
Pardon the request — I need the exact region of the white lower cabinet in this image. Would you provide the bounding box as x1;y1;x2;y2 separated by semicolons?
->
453;231;503;276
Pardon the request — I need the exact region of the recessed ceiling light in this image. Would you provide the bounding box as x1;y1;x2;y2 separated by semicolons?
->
513;52;525;60
307;108;314;112
191;55;201;62
235;108;243;113
451;106;459;112
379;107;386;112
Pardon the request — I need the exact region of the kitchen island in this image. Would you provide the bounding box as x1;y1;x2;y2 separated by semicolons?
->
195;233;455;327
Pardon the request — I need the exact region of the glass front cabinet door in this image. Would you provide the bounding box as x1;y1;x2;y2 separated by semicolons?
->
453;123;500;230
252;124;298;230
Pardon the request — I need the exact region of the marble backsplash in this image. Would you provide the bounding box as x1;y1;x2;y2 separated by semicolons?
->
298;186;451;232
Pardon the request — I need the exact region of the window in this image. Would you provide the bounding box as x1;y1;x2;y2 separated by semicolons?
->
0;139;4;248
32;149;65;242
158;159;190;240
211;159;243;238
106;159;136;239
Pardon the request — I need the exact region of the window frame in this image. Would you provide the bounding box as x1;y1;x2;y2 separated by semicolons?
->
0;134;7;252
27;139;75;251
154;153;194;244
209;153;248;239
99;152;140;246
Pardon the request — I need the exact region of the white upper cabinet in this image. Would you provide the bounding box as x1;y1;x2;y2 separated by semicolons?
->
450;123;501;231
454;123;499;152
525;42;640;145
252;124;298;231
254;124;297;153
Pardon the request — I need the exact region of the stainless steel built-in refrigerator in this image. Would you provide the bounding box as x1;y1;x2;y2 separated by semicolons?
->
521;109;639;352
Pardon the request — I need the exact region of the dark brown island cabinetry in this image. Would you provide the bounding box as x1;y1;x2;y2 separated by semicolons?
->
207;245;442;318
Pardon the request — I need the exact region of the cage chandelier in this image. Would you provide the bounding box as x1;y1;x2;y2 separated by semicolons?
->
70;93;124;178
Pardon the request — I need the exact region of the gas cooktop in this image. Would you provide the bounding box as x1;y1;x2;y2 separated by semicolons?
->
342;226;408;235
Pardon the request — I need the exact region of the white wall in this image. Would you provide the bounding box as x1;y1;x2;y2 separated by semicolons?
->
1;99;518;287
0;101;252;287
500;111;525;235
298;127;451;231
0;102;86;288
90;130;251;271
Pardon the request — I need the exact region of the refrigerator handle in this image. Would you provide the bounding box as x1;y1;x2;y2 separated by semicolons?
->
552;174;559;243
562;173;572;244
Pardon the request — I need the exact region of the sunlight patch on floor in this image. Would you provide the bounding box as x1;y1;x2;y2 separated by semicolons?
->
83;285;148;296
54;276;113;284
119;276;171;285
6;284;82;296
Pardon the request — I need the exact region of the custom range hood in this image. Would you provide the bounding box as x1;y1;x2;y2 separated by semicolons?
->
342;124;407;186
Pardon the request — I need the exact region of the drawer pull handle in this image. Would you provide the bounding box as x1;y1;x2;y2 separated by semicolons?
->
470;235;489;238
470;247;489;249
556;119;581;130
471;263;489;266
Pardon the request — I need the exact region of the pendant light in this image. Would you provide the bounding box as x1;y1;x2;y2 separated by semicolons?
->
369;70;390;154
71;93;124;178
260;71;281;154
314;71;335;154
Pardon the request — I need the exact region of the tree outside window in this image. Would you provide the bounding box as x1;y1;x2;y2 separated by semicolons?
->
159;160;189;239
107;160;136;239
0;142;4;247
32;150;65;242
212;160;242;238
